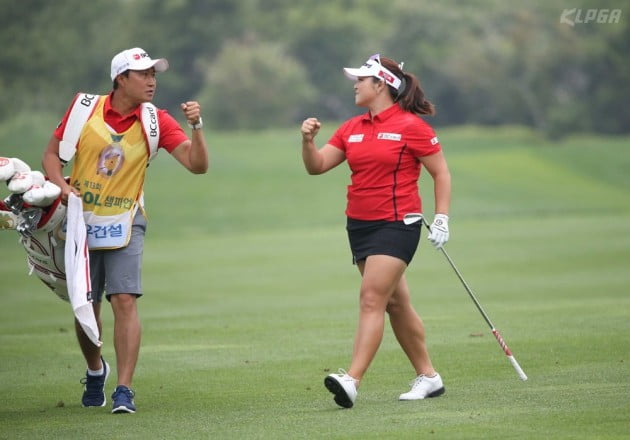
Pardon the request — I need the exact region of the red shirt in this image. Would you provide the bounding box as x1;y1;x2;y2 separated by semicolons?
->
328;104;441;221
53;92;188;153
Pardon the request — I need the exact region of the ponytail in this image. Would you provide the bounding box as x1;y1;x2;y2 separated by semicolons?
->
380;57;435;116
397;72;435;116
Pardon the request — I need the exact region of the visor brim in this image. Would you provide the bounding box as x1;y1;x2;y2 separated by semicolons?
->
343;66;372;81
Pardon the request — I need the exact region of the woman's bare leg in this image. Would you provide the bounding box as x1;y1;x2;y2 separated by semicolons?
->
347;255;407;383
386;274;436;376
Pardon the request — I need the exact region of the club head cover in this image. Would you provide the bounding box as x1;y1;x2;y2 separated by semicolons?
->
0;157;16;181
30;171;46;187
7;171;34;194
23;186;44;205
11;158;31;174
25;181;62;207
42;181;62;205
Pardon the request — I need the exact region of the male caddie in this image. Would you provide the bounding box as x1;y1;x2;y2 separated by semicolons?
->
42;47;209;414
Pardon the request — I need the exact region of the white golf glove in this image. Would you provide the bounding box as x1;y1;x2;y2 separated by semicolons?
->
427;214;449;249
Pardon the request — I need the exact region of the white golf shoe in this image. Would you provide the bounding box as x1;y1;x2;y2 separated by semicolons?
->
324;369;358;408
399;373;445;400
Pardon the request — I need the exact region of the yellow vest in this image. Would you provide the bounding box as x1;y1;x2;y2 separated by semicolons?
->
70;96;149;249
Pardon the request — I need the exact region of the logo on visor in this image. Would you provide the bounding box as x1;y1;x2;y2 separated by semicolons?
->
378;70;396;86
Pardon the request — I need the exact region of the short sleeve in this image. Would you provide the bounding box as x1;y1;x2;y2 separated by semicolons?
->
157;110;188;153
53;94;82;140
405;120;441;157
327;119;354;152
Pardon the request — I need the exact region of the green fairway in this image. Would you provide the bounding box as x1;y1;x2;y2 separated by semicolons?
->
1;121;629;439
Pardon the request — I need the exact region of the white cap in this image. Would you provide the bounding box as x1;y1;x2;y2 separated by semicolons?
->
110;47;169;80
343;55;402;90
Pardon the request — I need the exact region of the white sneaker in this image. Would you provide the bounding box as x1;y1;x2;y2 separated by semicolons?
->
399;373;445;400
324;369;358;408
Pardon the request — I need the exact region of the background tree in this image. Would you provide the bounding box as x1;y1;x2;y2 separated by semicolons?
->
0;0;627;137
196;38;317;130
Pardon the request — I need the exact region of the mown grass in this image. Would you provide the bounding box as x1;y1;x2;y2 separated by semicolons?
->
0;117;628;439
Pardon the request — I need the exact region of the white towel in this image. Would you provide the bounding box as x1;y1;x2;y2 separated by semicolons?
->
65;193;102;347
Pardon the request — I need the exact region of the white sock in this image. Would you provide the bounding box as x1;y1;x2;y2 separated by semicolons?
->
87;365;104;376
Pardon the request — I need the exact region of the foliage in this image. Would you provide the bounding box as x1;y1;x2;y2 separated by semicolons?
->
0;0;627;136
197;38;317;130
122;0;246;110
0;0;117;118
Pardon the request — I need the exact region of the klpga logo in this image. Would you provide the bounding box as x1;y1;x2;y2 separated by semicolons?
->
560;8;622;26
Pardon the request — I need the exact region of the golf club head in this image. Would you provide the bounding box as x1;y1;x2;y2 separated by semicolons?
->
403;213;423;225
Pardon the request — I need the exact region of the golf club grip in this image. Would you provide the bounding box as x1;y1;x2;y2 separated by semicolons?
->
508;355;528;381
492;329;528;381
491;328;512;355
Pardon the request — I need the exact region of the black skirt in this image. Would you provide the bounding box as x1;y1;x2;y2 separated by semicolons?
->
346;217;421;265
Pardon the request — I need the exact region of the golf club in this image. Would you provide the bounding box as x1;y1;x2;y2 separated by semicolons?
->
424;220;528;381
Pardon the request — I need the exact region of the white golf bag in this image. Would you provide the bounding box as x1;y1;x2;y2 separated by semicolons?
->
17;199;69;301
1;156;100;346
0;156;70;301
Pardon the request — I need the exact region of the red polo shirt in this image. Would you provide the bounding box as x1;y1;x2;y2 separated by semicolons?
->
328;104;441;221
53;92;188;154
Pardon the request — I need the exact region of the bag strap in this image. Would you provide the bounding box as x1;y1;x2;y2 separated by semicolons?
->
59;94;160;166
140;102;160;162
59;93;99;166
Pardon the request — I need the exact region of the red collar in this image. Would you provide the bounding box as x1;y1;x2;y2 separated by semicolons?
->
103;92;142;123
360;103;402;123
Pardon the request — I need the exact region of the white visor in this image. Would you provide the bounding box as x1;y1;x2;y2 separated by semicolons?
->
343;58;402;90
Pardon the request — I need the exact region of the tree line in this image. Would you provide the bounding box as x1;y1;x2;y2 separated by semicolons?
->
1;0;628;137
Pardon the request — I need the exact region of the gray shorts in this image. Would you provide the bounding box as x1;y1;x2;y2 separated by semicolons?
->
89;212;147;302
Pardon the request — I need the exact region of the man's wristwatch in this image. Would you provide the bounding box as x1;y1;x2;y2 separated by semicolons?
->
187;117;203;130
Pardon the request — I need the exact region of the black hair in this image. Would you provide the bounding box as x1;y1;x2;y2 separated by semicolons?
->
112;70;130;90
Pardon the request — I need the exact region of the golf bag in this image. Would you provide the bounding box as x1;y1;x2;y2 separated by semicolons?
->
1;173;70;302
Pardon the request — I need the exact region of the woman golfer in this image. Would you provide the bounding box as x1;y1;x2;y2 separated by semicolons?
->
300;54;451;408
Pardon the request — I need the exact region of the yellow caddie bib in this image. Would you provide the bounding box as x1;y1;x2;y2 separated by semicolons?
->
70;96;149;249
